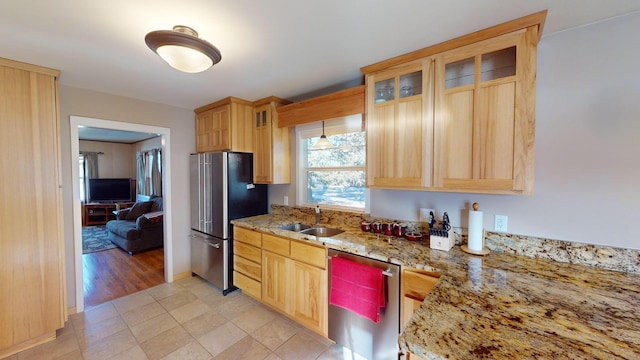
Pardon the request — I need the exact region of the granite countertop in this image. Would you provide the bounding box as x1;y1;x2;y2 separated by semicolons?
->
232;214;640;359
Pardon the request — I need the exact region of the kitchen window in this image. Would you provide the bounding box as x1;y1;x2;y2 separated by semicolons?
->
296;115;368;212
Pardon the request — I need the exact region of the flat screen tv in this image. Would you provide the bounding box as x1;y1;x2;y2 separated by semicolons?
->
88;178;132;203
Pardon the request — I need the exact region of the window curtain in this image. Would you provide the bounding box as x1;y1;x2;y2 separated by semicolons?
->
81;152;99;201
136;148;162;197
136;151;147;196
151;148;162;196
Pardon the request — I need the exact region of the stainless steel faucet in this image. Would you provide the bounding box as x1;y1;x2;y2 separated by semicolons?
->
315;205;321;225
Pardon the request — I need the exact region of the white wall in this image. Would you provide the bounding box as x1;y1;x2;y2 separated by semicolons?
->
369;13;640;250
79;140;135;178
59;85;195;308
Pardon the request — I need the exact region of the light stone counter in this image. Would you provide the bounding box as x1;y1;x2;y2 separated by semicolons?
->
232;209;640;359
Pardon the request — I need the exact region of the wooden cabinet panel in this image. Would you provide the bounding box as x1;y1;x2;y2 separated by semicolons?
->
234;255;261;281
262;234;290;256
233;271;261;299
290;240;326;269
291;261;327;336
366;62;431;189
363;13;541;195
234;226;262;248
195;97;253;153
433;30;535;194
235;241;261;264
262;251;290;313
401;269;439;360
252;98;292;184
0;58;65;356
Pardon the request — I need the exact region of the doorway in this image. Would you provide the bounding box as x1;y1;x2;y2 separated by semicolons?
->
70;116;174;313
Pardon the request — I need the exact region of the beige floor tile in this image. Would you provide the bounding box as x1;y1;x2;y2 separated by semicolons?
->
112;291;157;314
158;289;199;312
169;298;211;324
53;349;83;360
81;328;138;360
174;275;204;288
196;322;247;356
122;301;168;328
159;339;213;360
139;326;194;360
263;354;284;360
17;331;79;360
187;281;226;300
130;312;179;343
70;301;119;330
215;335;272;360
274;332;330;360
76;313;128;348
216;294;258;320
56;321;75;337
250;315;301;351
181;310;227;338
5;355;18;360
300;327;334;347
146;282;185;301
231;303;278;333
107;345;149;360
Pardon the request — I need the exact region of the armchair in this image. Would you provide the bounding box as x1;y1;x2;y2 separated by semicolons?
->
105;196;163;254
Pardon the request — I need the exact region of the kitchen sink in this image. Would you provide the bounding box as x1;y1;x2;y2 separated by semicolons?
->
299;227;344;238
278;223;312;232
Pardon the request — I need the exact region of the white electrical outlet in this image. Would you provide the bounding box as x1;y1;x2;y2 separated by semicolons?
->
495;215;508;232
283;196;289;206
419;208;435;222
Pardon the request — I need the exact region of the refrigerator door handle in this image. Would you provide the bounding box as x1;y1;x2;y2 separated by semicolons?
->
206;241;221;249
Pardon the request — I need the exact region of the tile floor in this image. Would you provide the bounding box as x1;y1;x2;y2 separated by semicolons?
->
7;276;356;360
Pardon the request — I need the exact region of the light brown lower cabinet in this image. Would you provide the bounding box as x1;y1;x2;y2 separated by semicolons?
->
401;269;440;360
233;226;328;337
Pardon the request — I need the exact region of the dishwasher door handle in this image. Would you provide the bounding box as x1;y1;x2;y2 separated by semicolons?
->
206;242;221;249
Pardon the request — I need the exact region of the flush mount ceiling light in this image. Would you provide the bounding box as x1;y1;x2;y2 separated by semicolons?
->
312;121;333;149
145;25;221;73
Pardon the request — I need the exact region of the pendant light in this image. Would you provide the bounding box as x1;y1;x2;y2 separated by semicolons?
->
312;121;332;149
145;25;222;73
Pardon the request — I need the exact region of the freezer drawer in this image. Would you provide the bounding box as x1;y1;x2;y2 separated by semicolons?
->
190;230;228;291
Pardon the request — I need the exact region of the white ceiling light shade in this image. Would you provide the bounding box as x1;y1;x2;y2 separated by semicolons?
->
312;121;333;149
145;25;221;73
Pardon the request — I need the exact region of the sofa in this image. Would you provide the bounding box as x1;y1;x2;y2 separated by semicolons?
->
106;196;163;254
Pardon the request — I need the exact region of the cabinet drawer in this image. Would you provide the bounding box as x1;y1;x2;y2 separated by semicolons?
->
234;255;261;281
403;269;440;301
234;271;261;299
262;234;290;256
235;241;261;264
234;226;261;247
290;240;326;269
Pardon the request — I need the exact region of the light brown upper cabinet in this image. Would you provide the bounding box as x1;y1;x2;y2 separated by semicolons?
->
362;11;545;195
253;97;292;184
0;58;66;357
194;97;254;153
366;61;434;188
433;29;537;194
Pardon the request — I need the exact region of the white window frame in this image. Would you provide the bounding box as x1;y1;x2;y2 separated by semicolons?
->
295;115;369;213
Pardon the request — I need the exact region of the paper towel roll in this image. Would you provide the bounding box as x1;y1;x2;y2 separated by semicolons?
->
468;210;484;251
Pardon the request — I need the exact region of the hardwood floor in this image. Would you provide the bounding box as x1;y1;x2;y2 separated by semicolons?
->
83;247;164;309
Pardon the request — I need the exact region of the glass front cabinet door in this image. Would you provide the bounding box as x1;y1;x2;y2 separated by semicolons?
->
433;28;537;194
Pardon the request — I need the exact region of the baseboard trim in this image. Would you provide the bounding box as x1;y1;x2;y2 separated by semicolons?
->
172;271;192;281
0;331;56;359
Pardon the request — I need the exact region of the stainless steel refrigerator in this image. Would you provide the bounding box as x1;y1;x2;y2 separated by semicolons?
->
190;152;268;295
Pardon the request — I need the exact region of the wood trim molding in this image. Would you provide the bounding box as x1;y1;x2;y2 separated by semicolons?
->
0;57;60;77
252;96;292;107
194;96;253;114
277;85;365;128
361;10;547;74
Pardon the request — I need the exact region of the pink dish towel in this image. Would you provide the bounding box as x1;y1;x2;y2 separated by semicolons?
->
329;256;386;323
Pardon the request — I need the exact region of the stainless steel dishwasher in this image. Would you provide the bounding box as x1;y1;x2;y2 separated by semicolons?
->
328;249;401;360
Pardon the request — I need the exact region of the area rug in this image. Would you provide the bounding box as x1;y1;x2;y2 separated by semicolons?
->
82;225;117;254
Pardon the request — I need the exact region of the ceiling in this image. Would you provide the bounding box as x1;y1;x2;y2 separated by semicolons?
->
2;0;639;111
78;126;159;144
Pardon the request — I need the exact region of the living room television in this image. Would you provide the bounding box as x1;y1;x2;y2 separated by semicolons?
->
88;178;132;203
